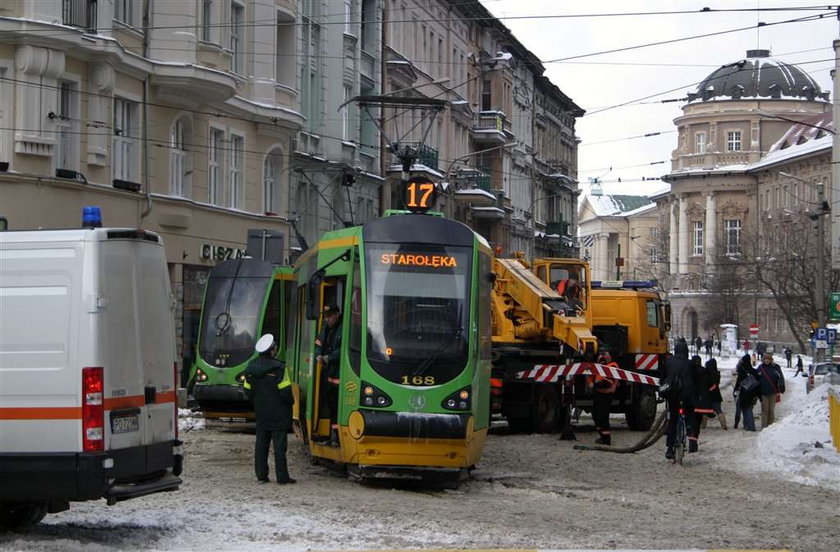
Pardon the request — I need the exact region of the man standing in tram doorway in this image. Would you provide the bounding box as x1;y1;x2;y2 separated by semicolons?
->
315;304;343;446
244;334;296;484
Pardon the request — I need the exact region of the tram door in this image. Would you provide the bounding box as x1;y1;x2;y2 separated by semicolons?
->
312;278;345;440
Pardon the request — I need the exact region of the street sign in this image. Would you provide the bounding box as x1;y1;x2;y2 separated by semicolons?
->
814;327;837;344
830;292;840;322
749;323;759;337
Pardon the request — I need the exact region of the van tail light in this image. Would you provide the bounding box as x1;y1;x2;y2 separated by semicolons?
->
82;367;104;452
174;362;179;439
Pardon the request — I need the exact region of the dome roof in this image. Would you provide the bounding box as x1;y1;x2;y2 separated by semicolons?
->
687;49;829;103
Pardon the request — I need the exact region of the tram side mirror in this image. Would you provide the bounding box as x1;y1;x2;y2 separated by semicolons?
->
306;270;325;320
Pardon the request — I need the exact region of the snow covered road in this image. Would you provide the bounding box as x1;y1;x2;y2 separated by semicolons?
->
1;354;837;552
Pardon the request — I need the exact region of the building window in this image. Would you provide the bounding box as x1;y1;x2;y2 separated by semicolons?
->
114;0;136;26
726;130;742;152
344;0;352;33
63;0;97;31
263;148;283;215
230;2;244;74
208;128;224;205
113;98;139;182
276;12;295;86
229;133;244;209
693;221;704;256
342;85;352;140
202;0;213;41
482;79;491;111
725;219;741;256
170;117;192;197
695;132;706;154
649;246;660;264
55;81;79;171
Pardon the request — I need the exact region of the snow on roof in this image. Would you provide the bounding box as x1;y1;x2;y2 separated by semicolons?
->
585;194;654;217
749;112;833;171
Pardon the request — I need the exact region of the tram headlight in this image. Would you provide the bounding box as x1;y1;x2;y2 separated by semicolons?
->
195;368;208;383
235;372;245;383
360;381;392;408
442;386;472;411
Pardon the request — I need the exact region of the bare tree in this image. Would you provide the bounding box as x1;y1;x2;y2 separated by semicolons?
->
745;215;839;352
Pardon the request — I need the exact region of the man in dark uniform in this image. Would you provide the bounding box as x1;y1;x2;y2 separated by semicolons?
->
244;333;295;484
591;351;618;445
315;304;342;446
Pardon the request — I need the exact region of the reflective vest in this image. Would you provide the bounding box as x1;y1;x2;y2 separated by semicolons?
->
592;362;618;393
243;365;291;391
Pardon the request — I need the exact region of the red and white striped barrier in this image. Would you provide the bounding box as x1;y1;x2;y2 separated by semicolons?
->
516;362;660;387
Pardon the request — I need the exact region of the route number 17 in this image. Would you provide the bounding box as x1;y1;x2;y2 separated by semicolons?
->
405;179;436;211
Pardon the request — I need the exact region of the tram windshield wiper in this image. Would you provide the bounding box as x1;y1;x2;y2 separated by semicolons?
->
412;326;463;377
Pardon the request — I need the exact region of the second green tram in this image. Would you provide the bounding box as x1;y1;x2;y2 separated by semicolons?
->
290;212;493;482
190;259;293;418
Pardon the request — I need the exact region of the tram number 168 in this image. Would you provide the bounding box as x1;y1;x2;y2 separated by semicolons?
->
401;375;436;386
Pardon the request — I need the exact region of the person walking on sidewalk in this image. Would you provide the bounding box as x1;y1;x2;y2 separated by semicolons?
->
757;353;786;428
733;354;758;431
793;355;805;377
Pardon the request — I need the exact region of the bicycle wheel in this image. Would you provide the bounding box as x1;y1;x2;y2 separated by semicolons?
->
674;417;686;465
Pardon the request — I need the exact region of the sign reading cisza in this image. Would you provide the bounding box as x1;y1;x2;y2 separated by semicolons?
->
200;243;248;262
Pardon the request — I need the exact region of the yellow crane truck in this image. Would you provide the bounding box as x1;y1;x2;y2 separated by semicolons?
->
490;256;669;433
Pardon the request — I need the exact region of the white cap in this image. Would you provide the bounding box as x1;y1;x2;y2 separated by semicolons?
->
255;334;275;353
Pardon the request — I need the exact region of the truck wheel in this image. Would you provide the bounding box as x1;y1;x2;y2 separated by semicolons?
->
625;388;657;431
0;503;47;530
532;386;561;433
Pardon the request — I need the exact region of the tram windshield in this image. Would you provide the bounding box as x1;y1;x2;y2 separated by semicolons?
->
198;275;270;367
365;244;472;385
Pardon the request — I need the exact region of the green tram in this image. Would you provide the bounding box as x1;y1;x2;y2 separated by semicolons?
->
190;259;294;419
290;211;492;482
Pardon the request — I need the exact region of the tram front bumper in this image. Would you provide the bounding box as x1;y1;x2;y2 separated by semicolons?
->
344;410;486;469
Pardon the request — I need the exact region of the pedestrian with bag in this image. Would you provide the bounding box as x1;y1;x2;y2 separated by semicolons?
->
244;334;296;484
733;354;759;431
757;352;785;428
702;358;727;430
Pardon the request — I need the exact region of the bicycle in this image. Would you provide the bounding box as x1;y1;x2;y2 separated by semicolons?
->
666;406;687;465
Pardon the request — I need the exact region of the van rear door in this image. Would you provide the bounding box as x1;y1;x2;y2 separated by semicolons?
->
99;234;175;452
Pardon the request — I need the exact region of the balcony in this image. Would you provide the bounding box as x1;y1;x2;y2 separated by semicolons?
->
453;167;496;206
472;111;513;145
397;142;438;171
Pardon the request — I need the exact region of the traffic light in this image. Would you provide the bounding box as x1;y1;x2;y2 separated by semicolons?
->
341;172;355;187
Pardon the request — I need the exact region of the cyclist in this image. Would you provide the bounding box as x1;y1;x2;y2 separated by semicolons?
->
660;340;698;459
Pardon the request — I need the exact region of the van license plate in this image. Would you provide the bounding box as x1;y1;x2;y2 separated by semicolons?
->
111;415;139;434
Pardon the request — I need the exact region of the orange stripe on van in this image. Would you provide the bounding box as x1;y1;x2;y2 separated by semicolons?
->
0;392;177;420
0;407;81;420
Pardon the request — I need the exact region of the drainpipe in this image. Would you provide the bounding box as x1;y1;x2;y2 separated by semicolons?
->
140;0;153;219
379;0;389;212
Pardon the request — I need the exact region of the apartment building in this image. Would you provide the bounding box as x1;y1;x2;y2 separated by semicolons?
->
381;0;583;256
0;0;303;377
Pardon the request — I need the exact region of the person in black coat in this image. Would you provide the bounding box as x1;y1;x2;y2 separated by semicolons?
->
245;333;295;484
733;354;758;431
315;303;342;445
660;340;698;459
757;352;786;428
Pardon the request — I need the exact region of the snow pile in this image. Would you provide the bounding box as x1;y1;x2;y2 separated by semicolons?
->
178;408;205;432
714;353;840;491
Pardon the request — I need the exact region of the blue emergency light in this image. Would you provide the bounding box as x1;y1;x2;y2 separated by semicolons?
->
82;205;102;228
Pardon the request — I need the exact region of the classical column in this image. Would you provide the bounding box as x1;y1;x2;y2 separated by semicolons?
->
669;200;678;275
705;192;717;271
599;232;610;282
678;195;689;274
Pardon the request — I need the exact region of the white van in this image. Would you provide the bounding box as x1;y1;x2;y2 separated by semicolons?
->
0;228;183;528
